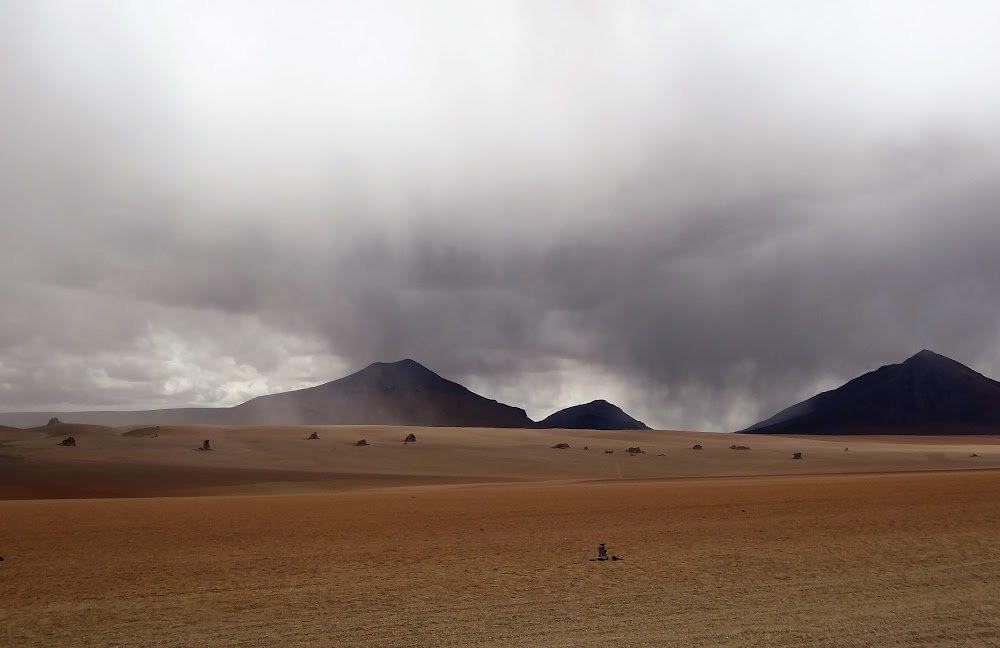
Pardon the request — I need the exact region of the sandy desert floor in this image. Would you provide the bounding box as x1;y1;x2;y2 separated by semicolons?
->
2;425;1000;646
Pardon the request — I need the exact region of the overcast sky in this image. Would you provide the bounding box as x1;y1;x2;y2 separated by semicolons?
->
2;1;1000;430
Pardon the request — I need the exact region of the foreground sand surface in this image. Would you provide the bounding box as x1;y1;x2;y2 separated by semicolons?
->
2;473;999;646
2;426;1000;646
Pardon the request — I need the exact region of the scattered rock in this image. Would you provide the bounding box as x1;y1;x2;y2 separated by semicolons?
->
729;444;751;450
404;433;417;443
611;555;623;561
552;443;570;449
48;417;60;426
57;436;76;447
307;431;319;440
692;444;703;450
625;446;644;454
657;453;666;456
604;449;614;454
355;439;368;447
792;452;802;459
971;453;979;457
583;446;589;450
844;447;849;451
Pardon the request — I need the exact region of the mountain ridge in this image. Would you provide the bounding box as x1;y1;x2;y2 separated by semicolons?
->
744;349;1000;435
0;359;552;429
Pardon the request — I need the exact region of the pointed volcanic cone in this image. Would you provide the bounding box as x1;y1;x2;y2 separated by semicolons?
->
230;359;535;427
744;350;1000;435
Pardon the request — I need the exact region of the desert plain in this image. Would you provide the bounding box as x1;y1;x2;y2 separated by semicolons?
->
2;423;1000;646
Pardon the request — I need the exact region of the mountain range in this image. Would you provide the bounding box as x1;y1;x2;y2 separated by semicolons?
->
0;359;645;430
6;350;1000;434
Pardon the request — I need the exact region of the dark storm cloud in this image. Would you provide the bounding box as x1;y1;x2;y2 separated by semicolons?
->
2;1;1000;428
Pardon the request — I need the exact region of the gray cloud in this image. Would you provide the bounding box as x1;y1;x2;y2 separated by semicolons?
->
3;1;1000;429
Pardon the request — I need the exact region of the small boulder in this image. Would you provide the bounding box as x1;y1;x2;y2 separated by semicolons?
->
48;417;60;426
57;436;76;447
200;439;212;451
604;449;614;454
692;444;703;450
552;443;570;449
307;431;319;440
355;439;368;447
611;555;623;561
971;453;979;458
625;446;644;454
404;433;417;443
792;452;802;459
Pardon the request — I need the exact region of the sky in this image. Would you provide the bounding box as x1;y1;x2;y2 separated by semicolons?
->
2;1;1000;430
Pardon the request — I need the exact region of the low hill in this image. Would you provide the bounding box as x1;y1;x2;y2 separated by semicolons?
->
539;400;651;430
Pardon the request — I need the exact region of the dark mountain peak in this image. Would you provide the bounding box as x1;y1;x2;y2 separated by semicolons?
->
338;359;469;397
540;400;650;430
890;349;984;388
357;358;434;376
366;358;425;370
902;349;962;368
230;358;533;428
745;350;1000;435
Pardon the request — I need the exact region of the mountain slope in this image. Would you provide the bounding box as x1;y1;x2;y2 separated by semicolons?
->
0;359;535;428
744;350;1000;435
230;359;535;427
539;400;651;430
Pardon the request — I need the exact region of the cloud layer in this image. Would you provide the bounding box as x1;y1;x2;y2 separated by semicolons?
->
3;1;1000;429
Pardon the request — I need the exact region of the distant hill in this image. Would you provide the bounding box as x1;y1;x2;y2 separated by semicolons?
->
0;359;535;429
539;400;650;430
744;350;1000;435
229;359;535;427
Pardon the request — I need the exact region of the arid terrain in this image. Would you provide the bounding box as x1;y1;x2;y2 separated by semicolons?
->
3;424;1000;646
